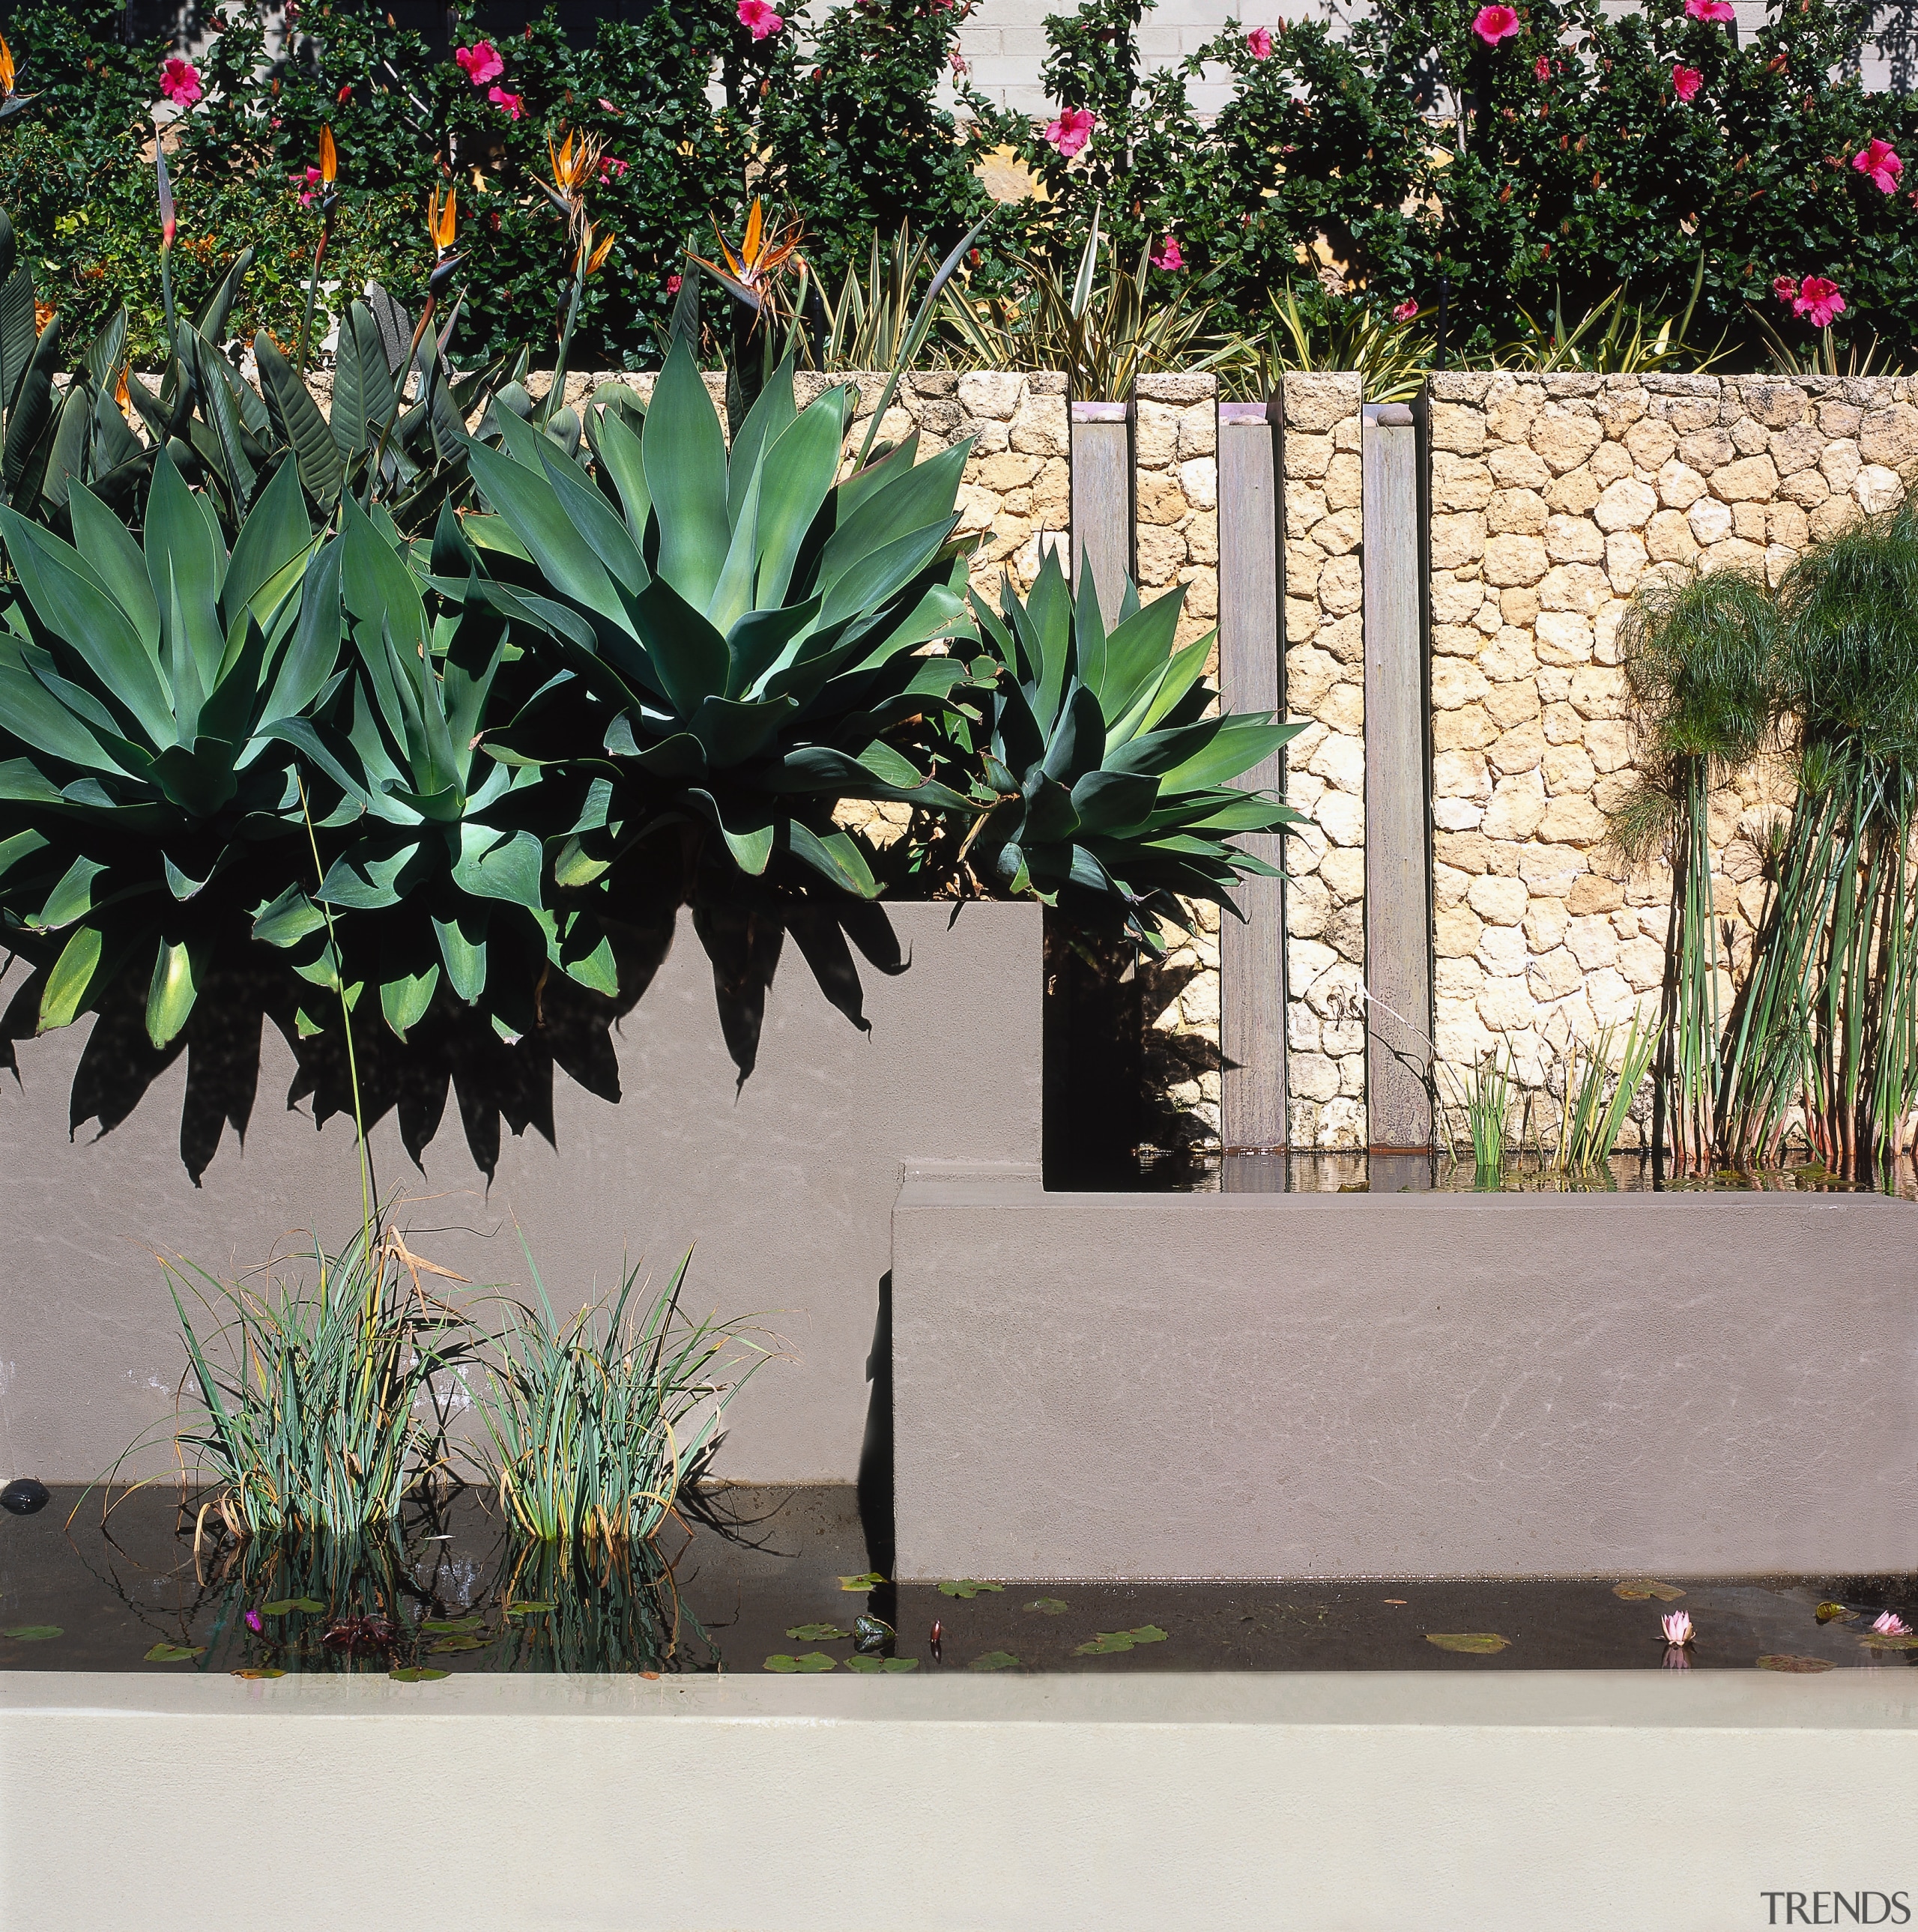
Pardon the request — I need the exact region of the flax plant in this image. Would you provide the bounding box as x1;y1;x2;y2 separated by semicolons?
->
149;1216;473;1540
1718;497;1918;1179
1612;566;1776;1174
474;1245;760;1551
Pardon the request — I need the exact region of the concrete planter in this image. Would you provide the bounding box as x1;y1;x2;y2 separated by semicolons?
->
893;1179;1918;1581
0;900;1041;1486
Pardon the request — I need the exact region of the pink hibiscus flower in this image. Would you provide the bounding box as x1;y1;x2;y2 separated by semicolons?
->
456;41;503;85
1684;0;1735;20
1149;233;1185;271
1794;276;1846;327
598;157;629;184
1042;106;1095;157
1247;26;1274;58
159;57;202;105
1672;64;1702;101
488;86;524;119
1534;55;1552;79
293;164;323;207
1393;298;1419;322
738;0;785;40
1471;6;1520;46
666;273;683;296
949;46;968;76
1854;139;1903;193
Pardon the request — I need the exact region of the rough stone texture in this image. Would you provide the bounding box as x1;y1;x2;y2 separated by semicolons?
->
1280;374;1367;1151
1424;372;1918;1148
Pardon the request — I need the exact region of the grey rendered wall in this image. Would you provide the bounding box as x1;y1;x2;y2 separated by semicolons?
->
0;900;1040;1486
892;1178;1918;1579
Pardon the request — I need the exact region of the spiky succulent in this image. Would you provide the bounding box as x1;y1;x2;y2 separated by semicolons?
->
961;552;1302;945
457;342;978;895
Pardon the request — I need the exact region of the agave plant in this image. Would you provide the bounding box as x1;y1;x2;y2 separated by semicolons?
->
461;343;978;895
0;455;324;1047
959;552;1301;945
253;497;602;1041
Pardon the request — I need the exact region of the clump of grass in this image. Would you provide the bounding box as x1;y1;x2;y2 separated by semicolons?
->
1553;1012;1658;1172
474;1244;763;1551
1447;1048;1515;1184
141;1214;472;1541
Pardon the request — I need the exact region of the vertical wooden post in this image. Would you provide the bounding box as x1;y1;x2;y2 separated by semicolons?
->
1071;401;1133;627
1362;402;1433;1151
1217;399;1287;1157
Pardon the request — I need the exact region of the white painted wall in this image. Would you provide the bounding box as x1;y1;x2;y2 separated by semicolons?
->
951;1;1917;119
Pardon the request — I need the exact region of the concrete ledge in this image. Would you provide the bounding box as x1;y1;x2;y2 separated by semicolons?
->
893;1181;1918;1579
4;1669;1914;1930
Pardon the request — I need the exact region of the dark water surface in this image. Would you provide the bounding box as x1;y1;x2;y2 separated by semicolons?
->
2;1486;1913;1679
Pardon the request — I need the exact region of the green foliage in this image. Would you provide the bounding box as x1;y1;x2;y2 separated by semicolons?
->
473;1243;760;1549
465;345;978;896
961;551;1301;947
0;455;321;1047
1552;1015;1658;1172
140;1214;471;1539
1447;1047;1516;1181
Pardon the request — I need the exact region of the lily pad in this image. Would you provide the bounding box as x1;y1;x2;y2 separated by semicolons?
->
1612;1580;1686;1602
506;1602;554;1616
421;1615;487;1635
1425;1632;1511;1655
1024;1597;1069;1616
144;1642;205;1662
232;1667;286;1680
1859;1632;1918;1651
837;1572;886;1593
937;1580;1005;1599
853;1615;895;1653
429;1635;491;1653
763;1651;838;1673
1073;1626;1169;1656
1757;1654;1836;1673
845;1655;919;1674
968;1651;1023;1671
261;1597;325;1616
1;1625;62;1641
389;1667;451;1683
1815;1602;1851;1623
784;1623;851;1642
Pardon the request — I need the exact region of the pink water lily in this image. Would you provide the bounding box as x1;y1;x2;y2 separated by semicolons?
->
1672;64;1702;102
1663;1610;1693;1646
1149;233;1185;271
1247;26;1274;58
1854;139;1903;193
1471;6;1520;46
159;56;202;105
1873;1611;1912;1635
488;86;524;119
1042;106;1095;157
1794;276;1846;327
738;0;785;39
456;40;503;84
1684;0;1735;19
1393;298;1419;322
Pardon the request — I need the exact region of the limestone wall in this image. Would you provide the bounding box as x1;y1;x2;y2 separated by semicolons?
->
1424;371;1918;1146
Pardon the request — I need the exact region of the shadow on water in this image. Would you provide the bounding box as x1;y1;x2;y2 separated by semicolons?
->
1;875;905;1186
4;1486;1914;1677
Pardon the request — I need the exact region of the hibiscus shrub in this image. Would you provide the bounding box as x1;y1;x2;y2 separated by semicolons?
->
990;0;1918;366
0;0;1914;370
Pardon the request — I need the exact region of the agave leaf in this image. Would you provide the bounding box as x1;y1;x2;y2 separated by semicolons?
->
145;931;210;1048
1;315;62;503
751;400;844;610
450;823;544;912
38;921;110;1030
468;441;632;633
641;342;730;610
256;333;345;509
726;358;798;529
586;399;651;542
